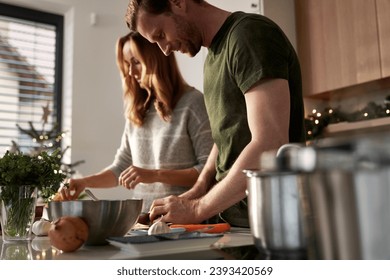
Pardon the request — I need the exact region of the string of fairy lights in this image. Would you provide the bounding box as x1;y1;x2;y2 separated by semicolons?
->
305;95;390;140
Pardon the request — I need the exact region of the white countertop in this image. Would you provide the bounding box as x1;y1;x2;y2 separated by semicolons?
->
0;228;255;260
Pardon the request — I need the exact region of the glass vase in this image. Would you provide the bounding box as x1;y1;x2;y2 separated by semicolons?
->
0;185;38;242
1;241;33;260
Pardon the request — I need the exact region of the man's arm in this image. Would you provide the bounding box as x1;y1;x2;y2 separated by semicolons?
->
179;143;218;199
151;78;290;223
194;78;291;220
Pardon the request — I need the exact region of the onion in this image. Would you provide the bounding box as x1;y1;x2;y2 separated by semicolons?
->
48;216;89;252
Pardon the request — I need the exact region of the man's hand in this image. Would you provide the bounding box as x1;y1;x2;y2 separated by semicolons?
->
149;195;204;224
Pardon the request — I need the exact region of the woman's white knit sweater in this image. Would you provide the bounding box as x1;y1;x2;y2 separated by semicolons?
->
107;88;213;212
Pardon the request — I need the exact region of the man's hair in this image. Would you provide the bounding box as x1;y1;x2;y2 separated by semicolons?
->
126;0;171;31
125;0;203;31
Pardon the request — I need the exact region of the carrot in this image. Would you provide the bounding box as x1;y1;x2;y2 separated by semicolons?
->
170;223;231;233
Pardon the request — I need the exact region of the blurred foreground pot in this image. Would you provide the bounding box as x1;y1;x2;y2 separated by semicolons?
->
246;134;390;260
295;135;390;260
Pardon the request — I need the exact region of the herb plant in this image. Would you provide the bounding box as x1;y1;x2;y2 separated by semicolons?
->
0;149;67;239
0;149;66;199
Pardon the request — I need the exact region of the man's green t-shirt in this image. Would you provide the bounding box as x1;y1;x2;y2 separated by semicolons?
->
204;12;306;181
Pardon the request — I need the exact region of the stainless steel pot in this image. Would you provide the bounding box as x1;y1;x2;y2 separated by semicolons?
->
244;169;307;258
294;136;390;260
245;134;390;259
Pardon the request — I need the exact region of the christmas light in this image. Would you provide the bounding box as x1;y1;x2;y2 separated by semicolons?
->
305;95;390;141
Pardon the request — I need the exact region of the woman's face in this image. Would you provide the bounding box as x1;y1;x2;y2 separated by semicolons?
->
122;39;143;87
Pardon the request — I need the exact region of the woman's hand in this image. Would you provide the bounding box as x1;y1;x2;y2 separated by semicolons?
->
60;178;87;200
119;165;157;189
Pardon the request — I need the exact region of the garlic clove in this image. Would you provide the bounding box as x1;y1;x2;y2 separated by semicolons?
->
32;218;52;236
148;221;170;235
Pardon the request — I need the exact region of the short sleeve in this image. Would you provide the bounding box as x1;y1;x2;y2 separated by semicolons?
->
228;18;291;93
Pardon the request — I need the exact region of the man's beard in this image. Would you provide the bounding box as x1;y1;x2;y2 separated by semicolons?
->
173;15;201;57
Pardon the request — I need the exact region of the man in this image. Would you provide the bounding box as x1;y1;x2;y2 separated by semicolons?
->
126;0;306;226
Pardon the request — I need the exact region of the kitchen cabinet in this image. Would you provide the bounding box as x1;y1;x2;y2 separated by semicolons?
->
377;0;390;77
295;0;390;96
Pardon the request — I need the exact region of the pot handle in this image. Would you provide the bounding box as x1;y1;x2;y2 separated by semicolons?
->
275;143;305;171
276;143;304;157
260;143;305;171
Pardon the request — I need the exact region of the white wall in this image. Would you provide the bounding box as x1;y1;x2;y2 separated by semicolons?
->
263;0;297;49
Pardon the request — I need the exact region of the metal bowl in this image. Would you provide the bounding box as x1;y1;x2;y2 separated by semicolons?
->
47;199;143;245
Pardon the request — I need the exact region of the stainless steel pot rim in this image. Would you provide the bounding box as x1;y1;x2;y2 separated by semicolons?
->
243;169;302;177
48;199;143;205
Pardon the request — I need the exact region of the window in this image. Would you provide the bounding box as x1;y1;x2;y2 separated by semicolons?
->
0;3;63;155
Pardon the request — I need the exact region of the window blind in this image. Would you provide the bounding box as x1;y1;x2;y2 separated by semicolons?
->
0;3;63;155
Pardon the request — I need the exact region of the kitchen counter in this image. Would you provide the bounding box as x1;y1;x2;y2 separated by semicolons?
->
0;227;257;260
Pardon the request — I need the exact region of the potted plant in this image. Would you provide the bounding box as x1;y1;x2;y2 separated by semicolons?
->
0;149;66;242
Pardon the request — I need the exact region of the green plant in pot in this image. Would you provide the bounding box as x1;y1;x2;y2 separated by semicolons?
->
0;149;66;242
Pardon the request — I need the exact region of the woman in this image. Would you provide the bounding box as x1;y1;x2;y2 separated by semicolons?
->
62;32;212;212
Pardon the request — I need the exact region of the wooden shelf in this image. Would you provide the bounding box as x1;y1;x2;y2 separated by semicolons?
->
304;77;390;100
324;117;390;136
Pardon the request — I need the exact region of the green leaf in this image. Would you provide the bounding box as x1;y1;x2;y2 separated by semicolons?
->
0;150;67;201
